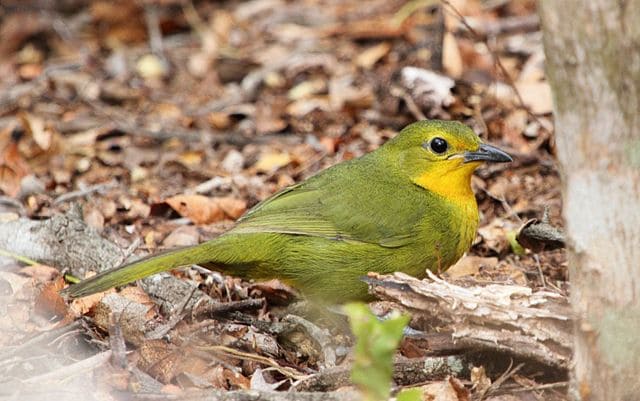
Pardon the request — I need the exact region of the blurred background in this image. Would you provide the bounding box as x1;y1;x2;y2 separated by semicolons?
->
0;1;567;400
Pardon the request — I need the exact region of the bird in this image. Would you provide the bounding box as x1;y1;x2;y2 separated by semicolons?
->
63;120;512;302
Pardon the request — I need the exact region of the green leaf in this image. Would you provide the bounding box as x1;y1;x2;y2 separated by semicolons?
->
396;388;424;401
344;302;410;401
507;230;525;255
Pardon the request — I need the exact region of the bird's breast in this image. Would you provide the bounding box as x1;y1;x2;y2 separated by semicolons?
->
453;197;479;259
415;193;479;273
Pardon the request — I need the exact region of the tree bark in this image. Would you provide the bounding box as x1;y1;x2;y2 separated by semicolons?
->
539;2;640;400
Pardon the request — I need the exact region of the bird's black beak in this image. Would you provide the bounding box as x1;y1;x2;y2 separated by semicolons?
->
464;143;513;163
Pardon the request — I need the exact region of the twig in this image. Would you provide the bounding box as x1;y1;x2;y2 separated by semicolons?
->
0;61;81;113
109;312;129;369
294;355;468;392
146;284;199;340
144;3;167;62
534;254;546;288
192;297;265;320
46;327;84;348
480;187;523;224
504;381;568;393
473;100;489;139
0;354;49;371
0;196;26;215
23;350;112;383
291;151;328;178
458;14;540;37
52;181;118;205
390;85;427;120
130;388;360;401
0;321;82;360
477;361;524;400
197;345;308;380
182;0;208;39
122;237;142;265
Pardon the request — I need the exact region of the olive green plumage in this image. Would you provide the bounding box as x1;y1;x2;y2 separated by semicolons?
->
63;120;511;302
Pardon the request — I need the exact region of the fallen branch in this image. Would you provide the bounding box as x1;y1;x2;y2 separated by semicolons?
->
366;271;572;370
52;181;118;205
0;205;124;278
131;388;360;401
23;350;112;384
0;320;82;360
294;355;468;392
139;273;265;320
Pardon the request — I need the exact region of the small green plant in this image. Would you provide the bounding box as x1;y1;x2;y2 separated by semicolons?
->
395;388;423;401
344;302;422;401
507;230;525;255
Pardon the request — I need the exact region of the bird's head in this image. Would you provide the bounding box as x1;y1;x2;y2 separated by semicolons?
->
381;120;512;201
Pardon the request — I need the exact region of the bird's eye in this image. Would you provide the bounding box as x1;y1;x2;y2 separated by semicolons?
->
429;137;448;154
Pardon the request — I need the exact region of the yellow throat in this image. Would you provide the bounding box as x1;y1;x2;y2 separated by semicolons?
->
413;159;479;204
413;159;480;259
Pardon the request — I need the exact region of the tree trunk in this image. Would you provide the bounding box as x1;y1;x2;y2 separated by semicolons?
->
538;2;640;400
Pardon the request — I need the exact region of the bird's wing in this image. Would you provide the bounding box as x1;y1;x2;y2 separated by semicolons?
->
231;163;427;248
233;184;343;237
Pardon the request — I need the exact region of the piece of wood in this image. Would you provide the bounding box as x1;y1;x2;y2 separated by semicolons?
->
366;272;572;370
294;355;468;392
0;205;124;278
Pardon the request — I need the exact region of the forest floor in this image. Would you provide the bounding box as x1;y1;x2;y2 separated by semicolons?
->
0;1;568;400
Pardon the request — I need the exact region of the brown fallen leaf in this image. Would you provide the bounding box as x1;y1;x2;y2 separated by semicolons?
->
0;272;36;346
502;109;534;153
120;286;159;320
477;219;517;255
208;111;233;130
0;127;30;197
321;17;407;40
216;196;247;219
164;194;246;224
18;63;43;80
162;225;200;248
69;291;108;316
137;340;181;383
19;264;60;283
176;150;205;168
221;367;251;390
444;256;498;279
288;79;327;100
120;197;151;221
250;279;299;305
19;112;52;151
34;277;68;321
254;152;292;173
470;366;491;394
418;376;469;401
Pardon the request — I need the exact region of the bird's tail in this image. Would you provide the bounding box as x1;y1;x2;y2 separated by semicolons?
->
62;243;215;298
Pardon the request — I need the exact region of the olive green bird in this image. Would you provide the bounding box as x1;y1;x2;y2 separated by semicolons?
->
63;120;511;302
